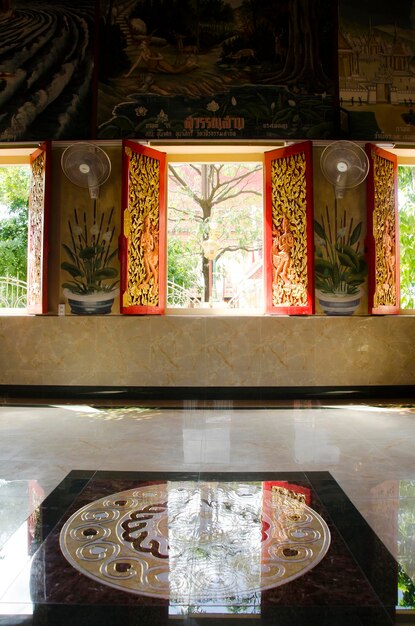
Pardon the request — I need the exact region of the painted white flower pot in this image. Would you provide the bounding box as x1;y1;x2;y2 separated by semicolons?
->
63;289;119;315
316;290;362;316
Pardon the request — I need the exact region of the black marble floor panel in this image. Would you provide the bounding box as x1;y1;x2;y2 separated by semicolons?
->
0;471;407;626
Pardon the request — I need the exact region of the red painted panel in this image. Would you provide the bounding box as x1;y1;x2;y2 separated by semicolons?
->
365;144;399;315
264;142;314;315
120;140;166;315
27;141;51;314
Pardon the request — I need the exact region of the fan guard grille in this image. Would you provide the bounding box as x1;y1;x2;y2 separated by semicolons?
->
320;141;369;197
61;143;111;196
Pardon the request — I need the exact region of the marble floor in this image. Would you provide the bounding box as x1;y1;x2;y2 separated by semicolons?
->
0;398;415;625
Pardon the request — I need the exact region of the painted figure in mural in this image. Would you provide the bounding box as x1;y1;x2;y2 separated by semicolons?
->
125;36;197;78
139;214;159;288
383;217;395;289
272;217;294;286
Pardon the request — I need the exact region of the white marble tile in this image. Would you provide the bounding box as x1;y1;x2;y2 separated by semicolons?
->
1;400;415;574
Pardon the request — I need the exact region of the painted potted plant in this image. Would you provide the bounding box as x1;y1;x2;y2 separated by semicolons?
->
314;206;367;315
61;207;119;315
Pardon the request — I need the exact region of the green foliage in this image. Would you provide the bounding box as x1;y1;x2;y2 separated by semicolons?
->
398;166;415;309
168;239;201;291
0;166;30;214
0;214;28;278
397;480;415;608
0;166;30;279
398;563;415;607
314;208;367;295
61;208;119;295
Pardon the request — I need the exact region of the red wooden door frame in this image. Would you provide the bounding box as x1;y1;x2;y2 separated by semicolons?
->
27;141;51;314
365;143;399;314
264;142;315;315
120;140;166;315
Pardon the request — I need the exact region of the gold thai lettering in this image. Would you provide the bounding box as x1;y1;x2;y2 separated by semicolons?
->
184;116;194;130
183;116;245;131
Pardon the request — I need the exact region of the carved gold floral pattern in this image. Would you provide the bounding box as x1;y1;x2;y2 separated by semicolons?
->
270;152;309;306
27;152;45;308
124;148;160;308
372;152;397;308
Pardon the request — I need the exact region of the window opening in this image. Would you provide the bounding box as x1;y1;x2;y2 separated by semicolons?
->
167;161;263;311
398;164;415;310
0;165;30;310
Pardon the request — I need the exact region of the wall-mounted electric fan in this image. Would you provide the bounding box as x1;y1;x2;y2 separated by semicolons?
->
61;143;111;199
320;141;369;199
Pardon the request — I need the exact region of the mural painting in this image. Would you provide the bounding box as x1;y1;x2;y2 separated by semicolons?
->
58;143;121;315
339;0;415;141
313;146;368;316
61;204;119;315
98;0;338;141
314;201;367;315
0;0;95;141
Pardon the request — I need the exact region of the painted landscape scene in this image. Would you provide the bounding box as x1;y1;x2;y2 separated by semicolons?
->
98;0;338;140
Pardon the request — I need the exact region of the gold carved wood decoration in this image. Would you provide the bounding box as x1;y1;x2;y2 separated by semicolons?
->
27;144;49;314
265;142;314;315
121;141;166;314
366;145;399;314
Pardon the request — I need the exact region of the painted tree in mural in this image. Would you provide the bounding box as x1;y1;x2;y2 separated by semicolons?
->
128;0;233;46
280;0;330;86
250;0;332;88
0;1;10;13
168;163;262;303
99;0;130;78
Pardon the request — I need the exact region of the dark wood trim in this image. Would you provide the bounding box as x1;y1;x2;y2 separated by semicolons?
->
1;385;414;403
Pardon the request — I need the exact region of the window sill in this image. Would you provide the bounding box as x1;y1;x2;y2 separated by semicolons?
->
165;307;265;316
0;309;29;316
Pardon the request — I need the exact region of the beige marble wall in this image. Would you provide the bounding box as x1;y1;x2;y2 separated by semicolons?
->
0;315;414;388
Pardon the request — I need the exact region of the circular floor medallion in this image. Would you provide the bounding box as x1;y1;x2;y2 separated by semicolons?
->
59;481;331;599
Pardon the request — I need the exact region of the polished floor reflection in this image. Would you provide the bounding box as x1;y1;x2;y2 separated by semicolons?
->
58;479;331;599
0;400;415;624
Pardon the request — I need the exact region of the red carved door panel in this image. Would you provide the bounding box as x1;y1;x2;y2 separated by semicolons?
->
27;141;51;314
120;141;166;314
366;144;399;314
264;142;315;315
